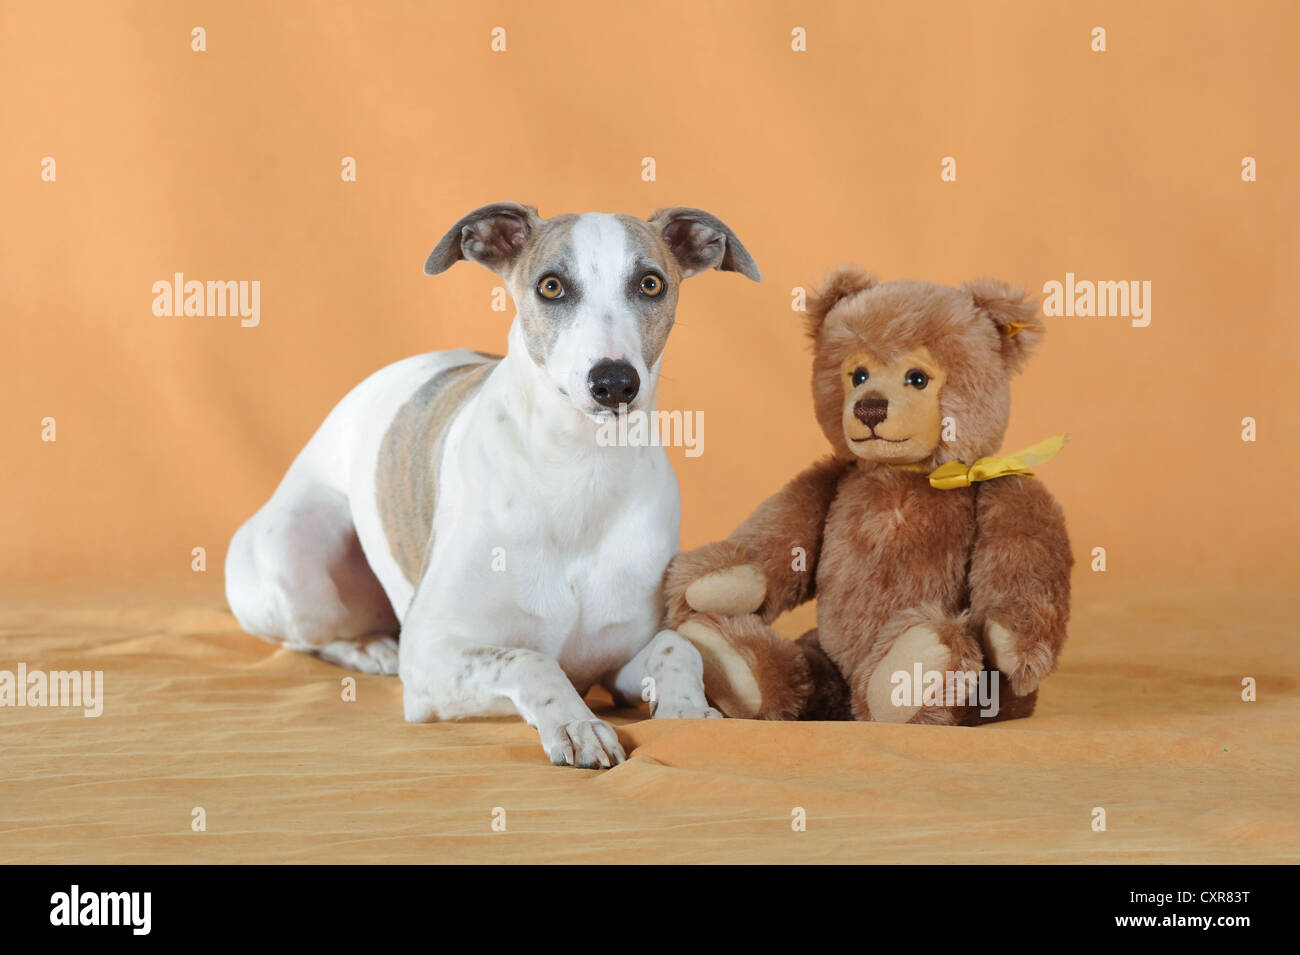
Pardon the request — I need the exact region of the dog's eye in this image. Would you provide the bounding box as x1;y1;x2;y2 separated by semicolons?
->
537;275;564;300
639;274;664;297
850;367;869;387
905;369;929;389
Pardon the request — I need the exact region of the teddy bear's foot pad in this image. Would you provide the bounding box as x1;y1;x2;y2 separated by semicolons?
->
683;565;766;616
864;624;957;723
678;618;765;718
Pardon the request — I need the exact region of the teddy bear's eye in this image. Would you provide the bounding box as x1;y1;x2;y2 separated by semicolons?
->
905;369;929;389
850;367;869;387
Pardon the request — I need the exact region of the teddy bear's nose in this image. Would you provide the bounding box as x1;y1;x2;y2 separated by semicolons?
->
854;397;889;428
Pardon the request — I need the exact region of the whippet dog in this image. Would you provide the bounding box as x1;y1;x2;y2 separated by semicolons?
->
225;202;761;768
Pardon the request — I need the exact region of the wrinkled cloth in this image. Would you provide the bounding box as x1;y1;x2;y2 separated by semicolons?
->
0;580;1295;864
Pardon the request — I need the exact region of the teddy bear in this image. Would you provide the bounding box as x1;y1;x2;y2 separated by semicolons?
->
662;267;1073;725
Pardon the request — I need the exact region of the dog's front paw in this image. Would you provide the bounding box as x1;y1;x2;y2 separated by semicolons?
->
652;700;724;720
542;718;626;769
684;564;766;615
982;620;1054;696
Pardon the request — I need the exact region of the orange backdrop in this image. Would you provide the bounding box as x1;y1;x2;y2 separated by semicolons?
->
2;0;1297;596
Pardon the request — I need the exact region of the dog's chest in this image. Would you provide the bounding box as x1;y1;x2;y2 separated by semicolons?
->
511;519;658;629
489;496;672;680
432;441;678;679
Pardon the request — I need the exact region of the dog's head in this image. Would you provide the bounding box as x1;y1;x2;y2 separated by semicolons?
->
425;202;760;418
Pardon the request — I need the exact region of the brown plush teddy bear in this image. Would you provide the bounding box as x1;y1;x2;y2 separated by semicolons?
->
663;267;1073;725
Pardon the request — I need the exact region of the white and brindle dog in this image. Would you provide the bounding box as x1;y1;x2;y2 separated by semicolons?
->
225;202;760;768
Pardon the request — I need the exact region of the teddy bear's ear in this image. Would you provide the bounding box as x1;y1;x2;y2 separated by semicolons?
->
963;277;1043;374
804;266;878;337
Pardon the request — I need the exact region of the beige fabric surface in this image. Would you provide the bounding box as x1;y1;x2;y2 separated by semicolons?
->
1;577;1294;864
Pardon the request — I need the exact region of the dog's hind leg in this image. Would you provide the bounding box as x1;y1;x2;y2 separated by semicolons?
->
226;471;400;674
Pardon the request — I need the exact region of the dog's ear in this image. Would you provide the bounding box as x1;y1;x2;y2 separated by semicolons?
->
647;207;761;281
425;202;542;276
805;266;878;338
963;277;1043;374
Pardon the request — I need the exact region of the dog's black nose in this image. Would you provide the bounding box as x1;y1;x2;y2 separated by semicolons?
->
854;397;889;428
587;360;640;410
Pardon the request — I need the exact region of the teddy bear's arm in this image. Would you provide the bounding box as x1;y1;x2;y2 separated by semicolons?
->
968;476;1074;696
663;455;850;627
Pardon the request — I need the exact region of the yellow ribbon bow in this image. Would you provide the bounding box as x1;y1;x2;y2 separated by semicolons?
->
919;434;1066;490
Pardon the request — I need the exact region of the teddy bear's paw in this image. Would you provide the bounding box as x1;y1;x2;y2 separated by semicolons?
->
983;620;1055;696
684;564;766;616
863;624;956;723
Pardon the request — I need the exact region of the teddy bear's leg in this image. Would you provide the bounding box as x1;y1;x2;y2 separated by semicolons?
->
675;612;814;720
959;679;1038;725
851;606;985;725
792;629;854;720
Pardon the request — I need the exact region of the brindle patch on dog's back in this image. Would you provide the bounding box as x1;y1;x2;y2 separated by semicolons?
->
376;356;499;584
